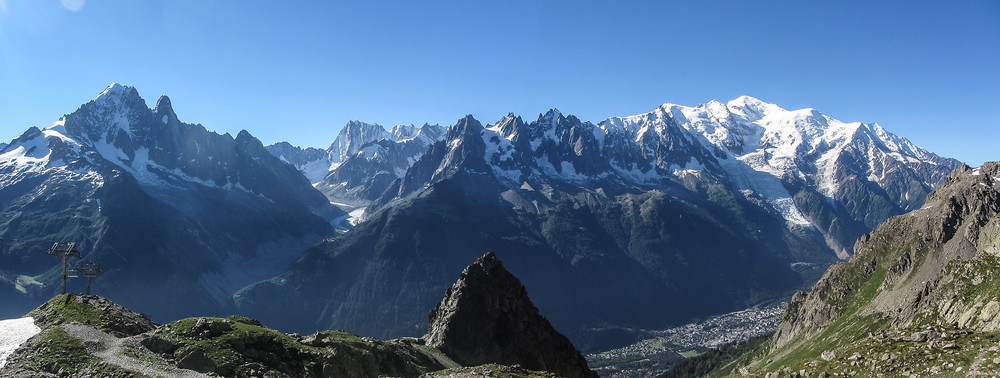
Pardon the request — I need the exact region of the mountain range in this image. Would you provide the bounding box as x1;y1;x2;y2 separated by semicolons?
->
244;94;960;350
0;84;342;321
0;84;961;353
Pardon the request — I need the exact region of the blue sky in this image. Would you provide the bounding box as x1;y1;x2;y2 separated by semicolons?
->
0;0;997;165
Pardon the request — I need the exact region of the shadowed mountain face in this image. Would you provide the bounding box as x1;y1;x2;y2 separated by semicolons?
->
238;101;958;351
0;84;342;322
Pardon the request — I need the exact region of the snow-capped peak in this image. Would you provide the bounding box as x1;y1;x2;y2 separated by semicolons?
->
725;95;784;121
539;108;563;123
390;124;419;140
95;82;135;101
489;113;522;139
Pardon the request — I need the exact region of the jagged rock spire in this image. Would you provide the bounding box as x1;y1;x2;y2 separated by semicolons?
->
425;252;597;378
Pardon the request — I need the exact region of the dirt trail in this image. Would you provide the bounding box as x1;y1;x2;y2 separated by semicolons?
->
62;322;207;378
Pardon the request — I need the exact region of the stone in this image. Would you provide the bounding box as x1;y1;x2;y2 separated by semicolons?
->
821;350;837;361
424;252;597;378
175;345;217;373
909;332;928;342
140;334;179;355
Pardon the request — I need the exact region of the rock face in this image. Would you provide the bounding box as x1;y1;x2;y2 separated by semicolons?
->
266;121;446;207
425;252;597;378
772;162;1000;349
734;162;1000;375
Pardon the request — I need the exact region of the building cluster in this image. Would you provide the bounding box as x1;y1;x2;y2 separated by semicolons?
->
587;303;788;377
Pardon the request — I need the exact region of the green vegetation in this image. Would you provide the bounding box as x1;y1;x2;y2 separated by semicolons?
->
762;268;890;370
29;294;106;328
749;327;1000;377
156;317;329;376
29;326;92;371
678;349;701;358
14;326;147;377
426;363;560;377
26;294;155;338
660;334;770;378
151;317;442;377
940;254;1000;303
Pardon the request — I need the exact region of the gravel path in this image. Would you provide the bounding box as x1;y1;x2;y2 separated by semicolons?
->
61;322;207;377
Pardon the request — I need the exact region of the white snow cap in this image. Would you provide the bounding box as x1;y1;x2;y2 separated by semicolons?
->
96;82;129;99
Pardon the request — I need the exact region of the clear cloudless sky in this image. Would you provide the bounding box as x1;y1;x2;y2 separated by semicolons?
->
0;0;997;165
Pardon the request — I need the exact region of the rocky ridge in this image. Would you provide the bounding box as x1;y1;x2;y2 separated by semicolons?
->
266;121;446;208
710;162;1000;376
3;253;594;377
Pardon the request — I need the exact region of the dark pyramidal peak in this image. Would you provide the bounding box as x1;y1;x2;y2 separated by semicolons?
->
426;252;597;378
699;162;1000;376
2;254;591;377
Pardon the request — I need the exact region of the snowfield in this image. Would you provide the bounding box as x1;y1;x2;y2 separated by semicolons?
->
0;317;40;368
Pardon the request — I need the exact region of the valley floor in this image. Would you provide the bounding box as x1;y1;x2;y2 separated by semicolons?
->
587;302;786;377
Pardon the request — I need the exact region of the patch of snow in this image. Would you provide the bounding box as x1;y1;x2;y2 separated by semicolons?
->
0;317;41;368
93;139;130;163
557;160;590;182
14;275;43;294
529;137;543;151
161;115;168;124
723;153;812;226
347;207;366;226
357;144;383;160
481;128;520;183
611;162;662;184
0;144;48;169
299;157;332;184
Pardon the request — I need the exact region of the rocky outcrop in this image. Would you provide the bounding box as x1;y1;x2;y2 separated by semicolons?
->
28;294;157;337
735;162;1000;375
425;252;597;378
772;162;1000;349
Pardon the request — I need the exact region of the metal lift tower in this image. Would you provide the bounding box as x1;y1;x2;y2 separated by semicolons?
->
76;261;103;295
47;242;82;294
